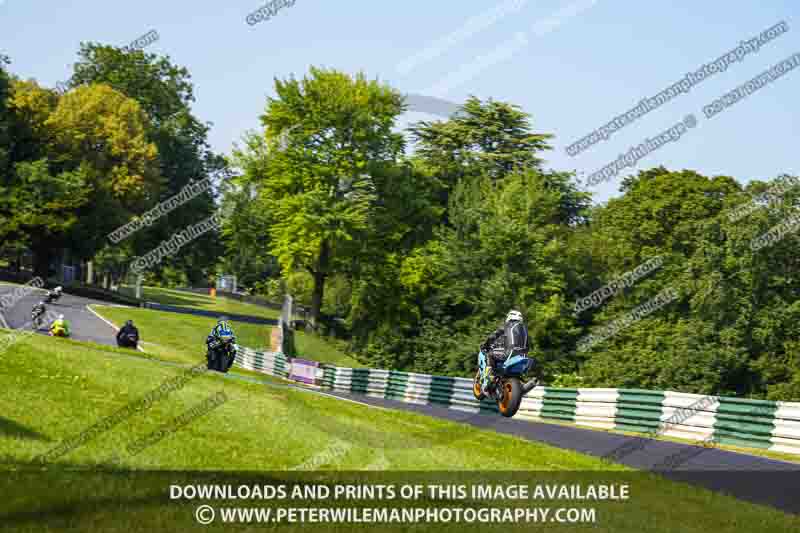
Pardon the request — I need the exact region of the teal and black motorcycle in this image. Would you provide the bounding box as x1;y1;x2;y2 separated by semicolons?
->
473;347;538;417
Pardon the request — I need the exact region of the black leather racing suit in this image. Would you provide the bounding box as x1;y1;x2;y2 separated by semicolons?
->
481;319;530;374
117;325;140;348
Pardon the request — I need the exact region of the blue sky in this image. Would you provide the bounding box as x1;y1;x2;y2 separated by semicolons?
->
1;0;798;203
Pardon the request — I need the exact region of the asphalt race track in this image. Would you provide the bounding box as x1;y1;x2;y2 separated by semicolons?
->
0;284;129;346
316;388;800;514
2;283;799;514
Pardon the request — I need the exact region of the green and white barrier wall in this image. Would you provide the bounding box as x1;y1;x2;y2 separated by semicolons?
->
236;347;289;379
235;347;800;456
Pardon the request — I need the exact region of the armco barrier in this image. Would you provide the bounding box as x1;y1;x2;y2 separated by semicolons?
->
234;347;800;456
236;347;289;379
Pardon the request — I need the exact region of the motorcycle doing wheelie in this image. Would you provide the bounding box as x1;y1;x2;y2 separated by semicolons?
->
473;346;538;417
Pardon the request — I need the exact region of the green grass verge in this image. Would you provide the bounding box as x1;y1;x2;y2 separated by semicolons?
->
91;305;362;368
0;333;620;471
294;330;366;368
90;305;270;365
119;286;281;320
0;333;798;532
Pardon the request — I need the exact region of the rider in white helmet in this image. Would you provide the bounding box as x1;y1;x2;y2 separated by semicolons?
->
46;286;63;303
49;313;71;337
480;310;530;385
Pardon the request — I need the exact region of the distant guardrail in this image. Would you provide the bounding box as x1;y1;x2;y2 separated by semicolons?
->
180;287;285;310
141;302;277;326
235;347;800;457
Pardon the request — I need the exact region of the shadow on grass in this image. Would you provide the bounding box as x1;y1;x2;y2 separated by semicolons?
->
0;416;51;442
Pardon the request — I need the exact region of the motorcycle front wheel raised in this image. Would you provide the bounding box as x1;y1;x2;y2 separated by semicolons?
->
497;377;523;418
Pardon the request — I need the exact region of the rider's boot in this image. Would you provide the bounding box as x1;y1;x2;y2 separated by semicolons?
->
482;365;494;394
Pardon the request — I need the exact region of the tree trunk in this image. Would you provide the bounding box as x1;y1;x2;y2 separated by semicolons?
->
310;272;326;328
310;240;330;328
32;241;54;281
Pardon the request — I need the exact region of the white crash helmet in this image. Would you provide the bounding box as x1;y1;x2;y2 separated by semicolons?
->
54;286;62;293
506;310;523;323
57;314;64;320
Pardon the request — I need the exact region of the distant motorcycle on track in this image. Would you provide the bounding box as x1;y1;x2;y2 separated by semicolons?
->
43;286;63;305
31;302;47;329
48;314;71;338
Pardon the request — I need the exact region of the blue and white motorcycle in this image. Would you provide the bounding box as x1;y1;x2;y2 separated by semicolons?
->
473;347;538;417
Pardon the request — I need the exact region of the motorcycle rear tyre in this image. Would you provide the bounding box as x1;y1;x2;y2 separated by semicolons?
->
497;377;523;418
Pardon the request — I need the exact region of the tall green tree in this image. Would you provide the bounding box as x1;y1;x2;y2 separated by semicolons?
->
407;96;554;217
575;168;800;397
235;67;406;325
70;43;223;285
0;54;11;185
350;96;588;377
1;79;159;277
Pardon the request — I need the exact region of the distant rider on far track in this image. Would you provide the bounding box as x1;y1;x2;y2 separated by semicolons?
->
116;320;140;349
49;314;71;338
44;286;63;304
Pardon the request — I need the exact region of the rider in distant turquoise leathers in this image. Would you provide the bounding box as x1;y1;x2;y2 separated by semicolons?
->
480;310;531;392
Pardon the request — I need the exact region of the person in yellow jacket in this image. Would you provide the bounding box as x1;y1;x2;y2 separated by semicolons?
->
49;314;71;337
